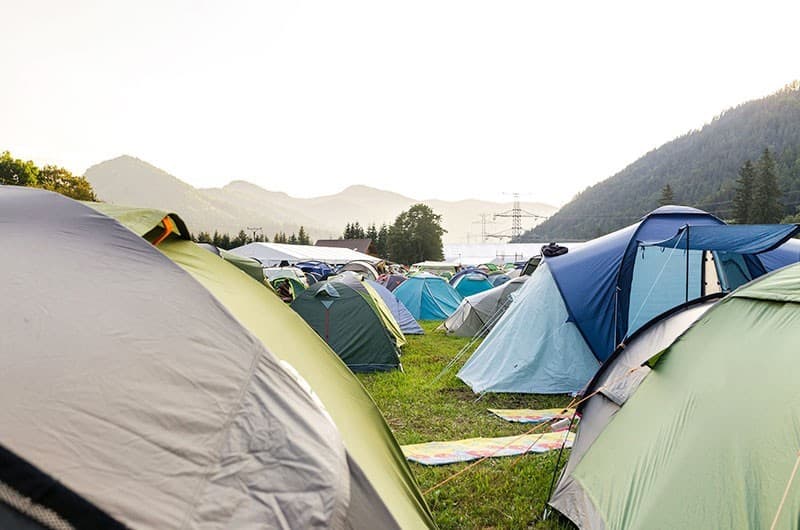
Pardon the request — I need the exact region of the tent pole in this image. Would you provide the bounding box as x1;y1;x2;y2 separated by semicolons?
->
685;226;690;303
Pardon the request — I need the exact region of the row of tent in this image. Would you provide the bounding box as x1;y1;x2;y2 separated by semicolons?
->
269;251;532;373
0;187;437;529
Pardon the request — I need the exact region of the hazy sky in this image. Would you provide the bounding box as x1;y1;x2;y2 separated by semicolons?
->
2;1;799;206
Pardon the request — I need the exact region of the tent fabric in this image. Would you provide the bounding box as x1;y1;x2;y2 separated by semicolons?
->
451;272;494;297
549;298;718;528
291;281;402;372
448;268;482;285
393;272;463;320
78;201;190;240
378;273;408;291
548;206;725;364
328;272;407;347
89;202;434;529
443;276;527;337
295;260;335;280
366;280;424;335
564;263;800;529
339;261;380;281
1;187;371;529
363;282;407;347
488;273;511;287
458;263;599;394
759;238;800;271
641;223;800;254
231;242;379;266
458;206;800;395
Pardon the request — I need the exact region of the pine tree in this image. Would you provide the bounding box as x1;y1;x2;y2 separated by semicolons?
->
733;160;756;223
752;148;783;223
376;224;390;258
297;226;310;245
288;233;298;244
658;183;674;206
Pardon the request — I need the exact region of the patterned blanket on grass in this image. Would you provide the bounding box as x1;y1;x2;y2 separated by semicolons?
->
488;408;575;424
401;431;575;466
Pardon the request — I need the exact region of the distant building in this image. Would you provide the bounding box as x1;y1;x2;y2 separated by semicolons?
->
315;238;378;257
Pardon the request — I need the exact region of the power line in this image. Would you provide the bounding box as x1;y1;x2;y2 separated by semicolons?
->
493;192;548;239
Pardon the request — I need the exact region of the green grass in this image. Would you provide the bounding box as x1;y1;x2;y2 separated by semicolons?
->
357;321;578;530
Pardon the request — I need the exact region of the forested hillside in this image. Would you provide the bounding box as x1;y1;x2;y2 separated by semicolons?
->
522;82;800;241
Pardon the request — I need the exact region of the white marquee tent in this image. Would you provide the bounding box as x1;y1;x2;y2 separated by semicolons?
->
230;242;380;266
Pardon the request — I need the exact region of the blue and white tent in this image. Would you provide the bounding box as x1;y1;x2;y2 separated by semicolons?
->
458;206;800;394
394;272;463;320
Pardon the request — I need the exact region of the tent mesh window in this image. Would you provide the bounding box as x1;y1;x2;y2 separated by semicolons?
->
0;481;74;530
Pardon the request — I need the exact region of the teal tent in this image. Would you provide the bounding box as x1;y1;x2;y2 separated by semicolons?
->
394;272;463;320
451;272;493;297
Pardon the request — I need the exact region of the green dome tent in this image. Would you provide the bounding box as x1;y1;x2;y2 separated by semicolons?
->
291;280;404;372
88;202;435;529
551;263;800;529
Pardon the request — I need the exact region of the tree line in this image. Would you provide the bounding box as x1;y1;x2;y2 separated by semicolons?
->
194;226;311;250
732;148;783;223
341;203;445;265
0;150;97;200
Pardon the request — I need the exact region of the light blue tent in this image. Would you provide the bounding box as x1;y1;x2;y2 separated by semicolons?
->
451;272;493;297
458;206;800;394
394;272;463;320
366;280;424;335
488;273;511;287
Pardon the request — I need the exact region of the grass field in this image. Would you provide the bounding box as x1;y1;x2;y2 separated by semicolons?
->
357;322;578;530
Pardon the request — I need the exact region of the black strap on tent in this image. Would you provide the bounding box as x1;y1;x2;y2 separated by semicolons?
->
0;444;125;529
541;243;568;258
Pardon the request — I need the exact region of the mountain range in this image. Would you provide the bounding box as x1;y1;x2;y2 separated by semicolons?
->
84;155;557;244
523;81;800;241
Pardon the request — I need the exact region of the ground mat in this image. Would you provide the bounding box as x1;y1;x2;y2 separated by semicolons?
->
488;408;575;424
401;431;575;466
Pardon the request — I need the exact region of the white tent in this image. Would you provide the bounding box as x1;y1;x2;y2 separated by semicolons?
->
230;242;380;266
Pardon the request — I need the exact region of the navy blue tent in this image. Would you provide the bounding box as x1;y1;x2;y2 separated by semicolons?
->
459;206;800;394
295;261;334;281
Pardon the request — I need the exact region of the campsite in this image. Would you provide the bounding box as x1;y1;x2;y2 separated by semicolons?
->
5;181;800;529
6;3;800;528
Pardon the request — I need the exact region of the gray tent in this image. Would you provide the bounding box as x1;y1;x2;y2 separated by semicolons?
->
548;296;719;528
442;276;528;337
0;186;397;529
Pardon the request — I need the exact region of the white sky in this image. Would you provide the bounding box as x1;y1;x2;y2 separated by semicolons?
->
1;0;798;206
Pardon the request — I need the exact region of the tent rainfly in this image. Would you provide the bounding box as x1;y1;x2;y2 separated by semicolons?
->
89;201;436;529
230;241;380;267
291;280;404;372
443;276;528;337
458;206;800;394
394;272;463;320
